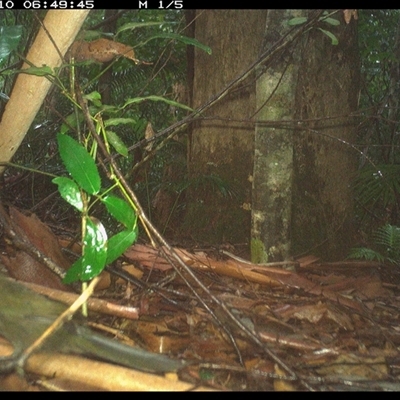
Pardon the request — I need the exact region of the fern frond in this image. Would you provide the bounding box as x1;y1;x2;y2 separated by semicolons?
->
374;224;400;260
348;247;385;263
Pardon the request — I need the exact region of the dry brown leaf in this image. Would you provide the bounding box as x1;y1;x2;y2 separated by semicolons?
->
316;353;388;380
1;207;70;290
273;364;297;391
69;39;138;64
343;9;358;24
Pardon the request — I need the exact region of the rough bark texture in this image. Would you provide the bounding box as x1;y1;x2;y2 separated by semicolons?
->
292;12;360;260
251;10;304;263
184;10;268;244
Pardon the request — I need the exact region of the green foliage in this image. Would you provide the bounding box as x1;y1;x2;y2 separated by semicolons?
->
353;10;400;230
348;247;385;263
287;10;340;45
52;177;84;211
349;224;400;266
0;25;22;64
30;10;209;283
54;133;139;284
353;164;400;210
57;133;101;195
137;32;211;54
101;195;136;230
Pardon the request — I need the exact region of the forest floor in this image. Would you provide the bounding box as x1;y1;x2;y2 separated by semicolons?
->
1;206;400;391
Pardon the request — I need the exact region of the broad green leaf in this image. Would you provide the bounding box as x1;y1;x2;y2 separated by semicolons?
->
106;131;128;157
84;91;101;101
106;228;138;264
84;91;102;107
288;17;308;26
80;218;108;281
101;195;136;229
322;17;340;26
122;95;193;112
63;257;84;284
143;33;212;55
63;218;109;284
20;65;54;76
0;26;22;62
116;21;172;35
81;30;107;41
52;177;84;211
57;133;101;195
318;28;339;45
104;118;136;127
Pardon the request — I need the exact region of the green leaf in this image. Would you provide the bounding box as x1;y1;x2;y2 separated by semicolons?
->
52;177;84;211
318;28;339;45
80;218;108;281
144;33;212;55
64;218;109;283
0;25;22;62
20;65;54;76
106;131;128;157
84;91;102;107
104;118;136;127
348;247;385;263
288;17;308;26
122;95;193;112
116;21;172;35
57;133;101;195
63;257;84;284
101;195;136;229
354;164;400;209
321;17;340;26
106;228;138;264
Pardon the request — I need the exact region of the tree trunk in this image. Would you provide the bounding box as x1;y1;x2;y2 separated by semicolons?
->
184;10;268;244
251;10;304;263
252;10;360;262
291;11;360;260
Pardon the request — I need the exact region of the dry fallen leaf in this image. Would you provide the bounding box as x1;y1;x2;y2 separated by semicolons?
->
69;39;138;64
343;9;358;25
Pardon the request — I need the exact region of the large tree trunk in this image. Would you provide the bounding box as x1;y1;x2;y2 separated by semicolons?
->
252;10;360;263
291;11;360;260
184;10;268;244
251;10;304;263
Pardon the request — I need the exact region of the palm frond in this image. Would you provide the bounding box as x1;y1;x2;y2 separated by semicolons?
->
354;164;400;208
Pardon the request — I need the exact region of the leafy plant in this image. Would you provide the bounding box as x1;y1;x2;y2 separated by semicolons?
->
353;164;400;209
0;25;22;64
349;224;400;266
287;10;340;45
53;132;139;284
1;10;212;259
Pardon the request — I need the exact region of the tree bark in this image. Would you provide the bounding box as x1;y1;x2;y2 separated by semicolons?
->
291;11;360;260
185;10;267;244
251;10;304;263
252;10;360;262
